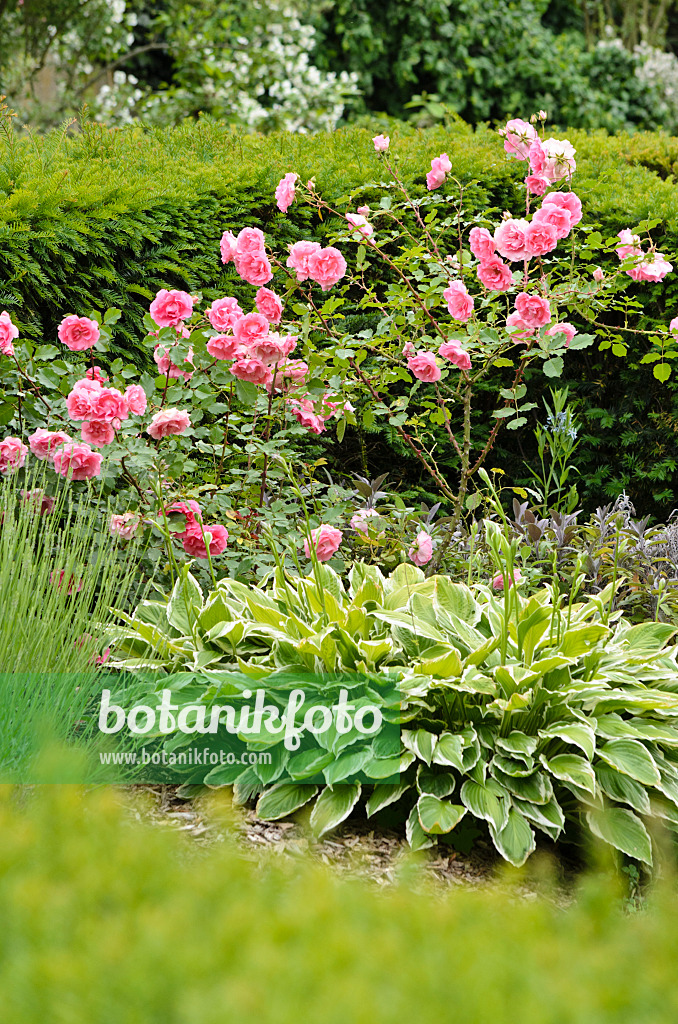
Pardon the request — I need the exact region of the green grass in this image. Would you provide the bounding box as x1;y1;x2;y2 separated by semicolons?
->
1;781;678;1023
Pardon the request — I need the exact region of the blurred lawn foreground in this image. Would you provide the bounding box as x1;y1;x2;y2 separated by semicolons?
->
0;781;677;1023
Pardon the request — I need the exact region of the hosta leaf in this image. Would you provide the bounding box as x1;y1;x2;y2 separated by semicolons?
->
310;783;361;836
286;749;334;781
406;804;435;851
495;732;538;759
402;728;437;766
323;747;371;785
417;795;467;835
412;648;463;678
541;753;596;795
431;732;465;771
595;764;652;815
461;778;509;831
166;571;203;635
557;624;610;657
586;808;653;865
539;722;596;761
620;622;676;655
432;577;478;624
362;756;402;780
416;767;456;798
491;767;552;805
366;782;411;817
490;809;536;867
512;795;565;841
256;783;318;821
597;740;661;787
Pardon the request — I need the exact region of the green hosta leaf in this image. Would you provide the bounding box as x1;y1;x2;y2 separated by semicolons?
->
512;795;565;841
362;756;402;780
166;571;203;635
495;732;538;759
595;764;652;815
310;783;361;837
431;732;465;771
254;744;288;786
431;577;478;624
541;753;596;795
620;622;677;654
490;809;536;866
323;747;371;786
492;755;535;777
366;782;411;817
402;728;437;766
461;778;509;831
406;804;435;851
256;783;318;821
492;768;552;805
539;722;596;761
464;635;501;667
416;767;456;798
287;749;334;781
557;624;610;657
586;808;653;865
417;795;466;835
597;740;661;787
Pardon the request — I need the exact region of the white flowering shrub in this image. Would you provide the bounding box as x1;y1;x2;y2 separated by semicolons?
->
634;41;678;134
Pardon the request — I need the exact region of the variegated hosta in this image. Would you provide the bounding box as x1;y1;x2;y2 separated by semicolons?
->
109;562;678;867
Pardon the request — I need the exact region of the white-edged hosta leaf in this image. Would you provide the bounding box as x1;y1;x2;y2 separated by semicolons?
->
431;732;465;770
310;783;361;837
541;753;596;795
416;766;456;798
490;809;536;867
491;767;552;805
406;804;435;851
597;740;661;787
402;728;437;766
256;783;318;821
512;795;565;841
539;722;596;760
595;764;652;815
495;732;538;759
323;747;371;786
366;782;411;817
586;808;652;865
417;795;467;835
461;778;509;831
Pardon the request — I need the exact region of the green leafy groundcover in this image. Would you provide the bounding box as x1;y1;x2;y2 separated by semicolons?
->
110;561;678;867
3;784;678;1022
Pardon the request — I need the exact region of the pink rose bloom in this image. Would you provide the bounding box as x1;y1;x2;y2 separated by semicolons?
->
345;212;374;241
525;175;549;197
66;379;102;421
275;172;298;213
532;204;572;240
22;489;55;515
236;227;266;256
468;227;495;261
0;437;28;475
515;292;552;328
670;316;678;337
267;358;309;393
288;398;328;434
230;356;272;387
255;287;283;324
357;205;370;215
351;508;384;536
58;315;100;352
307;247;347;290
207;296;243;332
182;522;229;559
500;119;537;161
492;568;523;590
439;341;471;370
220;230;238;264
545;322;577;348
124;384;147;415
541;138;576;183
251;333;293;365
147;408;191;440
506;312;535;342
426;153;451;191
234;250;273;287
161;500;202;535
51;571;83;594
110;512;141;539
304;524;343;562
616;229;643;261
408;351;442;382
477;257;513;291
372;134;389;151
494;218;530;262
287;240;322;281
402;341;415;358
524;220;559;258
408;531;433;567
90;387;128;423
52;443;102;480
85;366;108;384
28;428;72;460
206;334;242;360
149;289;194;328
81;420;115;447
0;310;18;357
627;253;673;282
154;344;193;381
444;280;474;321
593;267;604;282
233;311;270;348
542;191;582;226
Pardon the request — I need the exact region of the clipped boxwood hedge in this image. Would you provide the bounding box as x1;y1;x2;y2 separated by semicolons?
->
2;115;678;514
